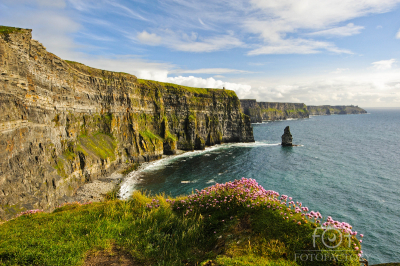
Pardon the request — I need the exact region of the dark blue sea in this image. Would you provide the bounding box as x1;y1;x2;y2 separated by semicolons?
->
120;108;400;265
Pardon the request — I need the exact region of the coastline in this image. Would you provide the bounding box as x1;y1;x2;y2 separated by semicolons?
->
70;150;188;203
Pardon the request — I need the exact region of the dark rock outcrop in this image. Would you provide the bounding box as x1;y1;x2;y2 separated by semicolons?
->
240;99;309;123
307;105;367;115
0;26;254;220
281;126;293;146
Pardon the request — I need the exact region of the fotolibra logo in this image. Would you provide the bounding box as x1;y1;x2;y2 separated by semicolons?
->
294;225;358;263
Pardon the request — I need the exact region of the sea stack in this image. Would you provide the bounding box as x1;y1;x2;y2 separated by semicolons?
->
281;126;293;146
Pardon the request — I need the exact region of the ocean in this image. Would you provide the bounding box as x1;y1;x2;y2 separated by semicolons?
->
119;108;400;265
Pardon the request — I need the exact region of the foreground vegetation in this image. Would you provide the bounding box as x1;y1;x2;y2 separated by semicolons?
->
0;178;362;266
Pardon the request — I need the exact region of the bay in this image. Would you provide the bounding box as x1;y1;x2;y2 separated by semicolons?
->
120;108;400;265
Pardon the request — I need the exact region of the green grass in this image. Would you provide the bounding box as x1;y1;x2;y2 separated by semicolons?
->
140;129;162;142
165;131;177;142
213;255;299;266
0;179;362;266
137;79;238;97
79;133;117;161
0;26;23;35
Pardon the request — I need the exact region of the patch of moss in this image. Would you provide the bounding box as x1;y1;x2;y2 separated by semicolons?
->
139;129;163;152
54;158;68;178
63;150;76;161
165;131;177;142
1;204;25;216
79;133;117;161
0;26;23;35
188;114;196;122
140;129;162;142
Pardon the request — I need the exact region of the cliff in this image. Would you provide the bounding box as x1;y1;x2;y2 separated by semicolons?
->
0;26;254;220
240;100;367;123
240;99;309;123
307;105;367;115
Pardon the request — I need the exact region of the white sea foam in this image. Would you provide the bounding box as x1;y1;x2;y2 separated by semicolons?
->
118;141;278;199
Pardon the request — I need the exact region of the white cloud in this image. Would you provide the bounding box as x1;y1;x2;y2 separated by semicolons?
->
131;29;244;52
372;59;396;70
308;23;364;37
396;29;400;39
332;68;350;74
137;31;162;45
243;0;400;54
77;56;173;81
198;18;206;26
0;9;81;58
171;68;250;74
78;57;253;97
237;70;400;107
249;0;399;29
170;34;244;52
166;76;252;96
104;0;148;21
248;38;352;55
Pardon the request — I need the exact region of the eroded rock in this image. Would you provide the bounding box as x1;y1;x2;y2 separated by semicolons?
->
281;126;293;146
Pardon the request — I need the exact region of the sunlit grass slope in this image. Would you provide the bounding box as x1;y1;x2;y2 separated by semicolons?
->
0;178;363;266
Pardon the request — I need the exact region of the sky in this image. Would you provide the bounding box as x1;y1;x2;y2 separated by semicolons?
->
1;0;400;107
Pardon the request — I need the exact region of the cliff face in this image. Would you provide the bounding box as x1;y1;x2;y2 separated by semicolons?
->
0;27;254;220
240;99;309;123
241;100;367;123
307;105;367;115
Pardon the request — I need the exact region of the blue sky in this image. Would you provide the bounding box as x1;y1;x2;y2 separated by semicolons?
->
1;0;400;107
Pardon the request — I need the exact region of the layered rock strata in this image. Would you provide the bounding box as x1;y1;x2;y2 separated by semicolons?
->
0;27;254;220
240;100;367;123
307;105;367;115
240;99;309;123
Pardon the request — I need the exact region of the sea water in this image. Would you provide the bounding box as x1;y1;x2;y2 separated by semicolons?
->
119;108;400;264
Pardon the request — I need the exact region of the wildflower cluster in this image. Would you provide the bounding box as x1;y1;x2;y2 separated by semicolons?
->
16;209;44;218
146;199;160;209
145;177;364;257
320;216;364;257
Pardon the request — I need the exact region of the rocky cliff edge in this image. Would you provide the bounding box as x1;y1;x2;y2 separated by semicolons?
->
0;26;254;220
240;99;309;123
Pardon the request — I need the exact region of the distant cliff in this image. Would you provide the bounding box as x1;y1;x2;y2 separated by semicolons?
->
307;105;367;115
0;26;254;220
240;99;309;123
240;100;367;123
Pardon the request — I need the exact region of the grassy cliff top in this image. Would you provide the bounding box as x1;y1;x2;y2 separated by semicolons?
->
0;25;32;34
138;79;238;97
0;178;363;266
0;26;26;35
64;60;138;81
64;60;237;97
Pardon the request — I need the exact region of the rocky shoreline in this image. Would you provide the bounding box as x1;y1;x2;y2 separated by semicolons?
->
70;149;188;204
